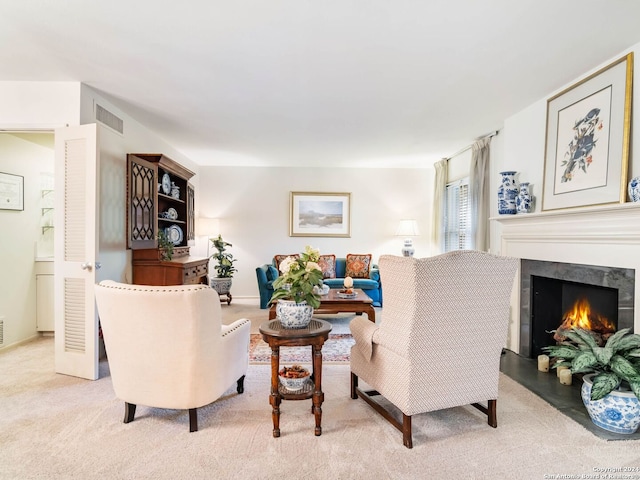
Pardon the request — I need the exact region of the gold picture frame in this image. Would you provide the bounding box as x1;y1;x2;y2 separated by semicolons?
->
289;192;351;237
541;53;633;211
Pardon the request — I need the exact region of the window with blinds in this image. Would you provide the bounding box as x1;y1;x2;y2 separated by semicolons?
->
443;177;472;252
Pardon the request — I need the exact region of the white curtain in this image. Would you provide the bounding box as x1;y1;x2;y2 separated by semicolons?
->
470;137;491;251
431;158;448;253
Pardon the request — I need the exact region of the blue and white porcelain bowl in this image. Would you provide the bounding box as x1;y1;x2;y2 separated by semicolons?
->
279;366;310;392
628;176;640;202
581;373;640;434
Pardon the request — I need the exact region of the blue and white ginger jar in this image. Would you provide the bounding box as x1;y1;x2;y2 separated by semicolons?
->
516;182;534;214
629;176;640;202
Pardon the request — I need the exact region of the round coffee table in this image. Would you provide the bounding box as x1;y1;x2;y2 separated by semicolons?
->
259;318;332;437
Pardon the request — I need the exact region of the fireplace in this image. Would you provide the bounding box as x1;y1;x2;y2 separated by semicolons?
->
519;259;634;358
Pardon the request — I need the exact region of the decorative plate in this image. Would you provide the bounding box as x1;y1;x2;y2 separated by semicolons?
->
337;290;357;299
161;173;171;195
167;207;178;220
165;225;183;245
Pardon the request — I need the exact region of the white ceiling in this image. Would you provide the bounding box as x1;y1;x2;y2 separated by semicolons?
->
2;1;640;168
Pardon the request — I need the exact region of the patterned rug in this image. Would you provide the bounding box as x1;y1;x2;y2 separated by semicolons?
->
249;333;354;364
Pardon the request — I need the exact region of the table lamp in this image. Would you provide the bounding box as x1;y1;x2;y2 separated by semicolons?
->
395;219;420;257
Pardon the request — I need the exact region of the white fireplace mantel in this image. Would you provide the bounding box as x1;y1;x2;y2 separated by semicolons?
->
492;202;640;352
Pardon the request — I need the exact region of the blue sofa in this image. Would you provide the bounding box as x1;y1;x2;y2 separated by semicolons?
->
256;257;383;309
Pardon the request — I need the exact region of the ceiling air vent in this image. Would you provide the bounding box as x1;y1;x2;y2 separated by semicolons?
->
95;103;124;135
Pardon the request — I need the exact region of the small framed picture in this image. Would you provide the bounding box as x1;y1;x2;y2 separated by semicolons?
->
0;172;24;211
290;192;351;237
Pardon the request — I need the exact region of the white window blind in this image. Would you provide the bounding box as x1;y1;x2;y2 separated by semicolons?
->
443;177;472;252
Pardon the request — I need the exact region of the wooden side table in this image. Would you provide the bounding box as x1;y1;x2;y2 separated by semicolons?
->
259;319;332;437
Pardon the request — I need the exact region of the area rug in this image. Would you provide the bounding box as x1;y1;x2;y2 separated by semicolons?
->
249;333;354;364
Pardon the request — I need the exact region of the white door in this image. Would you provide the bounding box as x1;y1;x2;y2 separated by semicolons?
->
54;124;100;380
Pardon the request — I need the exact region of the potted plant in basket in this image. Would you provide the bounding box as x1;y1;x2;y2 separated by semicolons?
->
208;235;237;304
543;327;640;434
269;245;324;328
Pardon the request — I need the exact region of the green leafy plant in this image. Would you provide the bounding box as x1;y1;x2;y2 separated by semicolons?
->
269;246;323;308
543;327;640;401
157;230;174;261
209;235;237;278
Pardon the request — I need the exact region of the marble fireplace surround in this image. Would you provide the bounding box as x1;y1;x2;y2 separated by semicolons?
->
493;202;640;354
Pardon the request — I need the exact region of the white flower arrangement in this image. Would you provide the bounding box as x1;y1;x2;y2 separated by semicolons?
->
269;246;324;308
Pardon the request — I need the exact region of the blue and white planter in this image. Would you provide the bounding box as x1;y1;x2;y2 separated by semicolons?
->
629;176;640;202
498;171;518;215
276;299;314;329
581;373;640;434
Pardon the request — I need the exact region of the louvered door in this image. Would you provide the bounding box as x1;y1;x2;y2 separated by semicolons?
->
54;124;100;380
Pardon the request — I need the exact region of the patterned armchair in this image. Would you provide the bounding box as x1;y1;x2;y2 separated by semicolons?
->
349;251;518;448
94;281;251;432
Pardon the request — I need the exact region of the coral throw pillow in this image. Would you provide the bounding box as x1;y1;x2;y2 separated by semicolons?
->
345;254;372;278
274;254;299;271
318;254;337;279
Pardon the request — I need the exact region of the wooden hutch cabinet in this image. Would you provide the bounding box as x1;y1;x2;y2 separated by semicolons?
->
126;153;209;286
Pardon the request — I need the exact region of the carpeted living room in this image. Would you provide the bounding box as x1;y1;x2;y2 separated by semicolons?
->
3;2;640;480
1;298;639;480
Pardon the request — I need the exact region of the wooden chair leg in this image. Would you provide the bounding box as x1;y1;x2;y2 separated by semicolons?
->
487;399;497;428
350;372;358;399
189;408;198;432
124;402;136;424
472;399;498;428
402;414;413;449
237;375;245;394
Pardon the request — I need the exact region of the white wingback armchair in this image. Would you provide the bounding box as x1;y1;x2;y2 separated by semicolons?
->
94;280;251;432
350;251;518;448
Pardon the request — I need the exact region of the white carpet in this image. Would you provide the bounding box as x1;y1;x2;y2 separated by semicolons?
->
2;334;640;480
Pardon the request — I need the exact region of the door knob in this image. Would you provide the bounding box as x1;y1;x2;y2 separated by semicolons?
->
81;262;92;271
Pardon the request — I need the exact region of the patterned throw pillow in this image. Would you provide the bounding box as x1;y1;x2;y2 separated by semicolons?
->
274;254;299;271
345;254;372;278
318;254;337;279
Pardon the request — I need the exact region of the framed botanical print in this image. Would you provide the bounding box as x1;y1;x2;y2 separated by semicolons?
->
542;53;633;211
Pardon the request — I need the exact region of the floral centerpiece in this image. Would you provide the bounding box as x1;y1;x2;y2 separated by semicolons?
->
270;246;324;308
269;246;324;328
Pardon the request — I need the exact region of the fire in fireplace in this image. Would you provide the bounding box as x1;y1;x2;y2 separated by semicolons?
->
530;276;618;357
519;259;634;359
553;297;616;345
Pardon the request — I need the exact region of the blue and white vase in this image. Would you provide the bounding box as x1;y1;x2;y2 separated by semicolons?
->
498;171;518;215
581;373;640;434
516;182;533;214
628;176;640;202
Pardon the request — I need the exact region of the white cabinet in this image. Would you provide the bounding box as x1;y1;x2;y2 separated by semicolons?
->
35;261;55;332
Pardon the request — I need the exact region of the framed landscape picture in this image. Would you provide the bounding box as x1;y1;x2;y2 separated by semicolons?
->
290;192;351;237
542;53;633;211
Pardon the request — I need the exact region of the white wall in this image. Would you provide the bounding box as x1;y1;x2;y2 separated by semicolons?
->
197;166;434;298
0;133;54;347
493;42;640;351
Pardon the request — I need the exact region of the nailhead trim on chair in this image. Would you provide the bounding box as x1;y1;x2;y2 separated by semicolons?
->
222;319;251;337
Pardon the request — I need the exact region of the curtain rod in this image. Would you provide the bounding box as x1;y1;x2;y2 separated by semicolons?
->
445;130;499;161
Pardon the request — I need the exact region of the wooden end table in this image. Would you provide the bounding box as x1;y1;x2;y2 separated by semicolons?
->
259;319;332;437
268;288;375;322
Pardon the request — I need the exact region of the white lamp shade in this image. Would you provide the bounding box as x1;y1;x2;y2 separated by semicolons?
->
395;219;420;237
196;217;220;237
